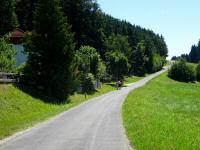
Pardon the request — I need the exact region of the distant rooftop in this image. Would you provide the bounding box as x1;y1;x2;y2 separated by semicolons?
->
10;28;26;44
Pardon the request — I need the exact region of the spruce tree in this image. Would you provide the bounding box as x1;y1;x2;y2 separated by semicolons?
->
0;0;18;36
16;0;38;30
61;0;104;50
189;45;198;63
25;0;75;101
130;41;146;76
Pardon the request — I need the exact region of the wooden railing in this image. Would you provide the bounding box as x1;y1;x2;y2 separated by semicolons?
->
0;72;21;83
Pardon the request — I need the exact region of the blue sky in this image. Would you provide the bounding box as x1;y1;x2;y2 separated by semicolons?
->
98;0;200;59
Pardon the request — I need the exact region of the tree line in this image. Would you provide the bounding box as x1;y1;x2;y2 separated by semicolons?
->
172;40;200;63
0;0;168;102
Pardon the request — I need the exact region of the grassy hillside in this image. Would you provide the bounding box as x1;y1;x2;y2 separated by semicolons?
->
0;83;116;139
123;73;200;150
0;75;143;140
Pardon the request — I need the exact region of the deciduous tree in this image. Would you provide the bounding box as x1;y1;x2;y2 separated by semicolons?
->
106;51;129;80
0;37;17;72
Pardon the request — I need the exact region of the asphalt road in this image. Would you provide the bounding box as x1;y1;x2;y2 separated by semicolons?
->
0;68;167;150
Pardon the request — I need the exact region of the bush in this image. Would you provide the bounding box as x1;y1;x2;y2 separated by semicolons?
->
0;37;17;72
16;63;26;74
168;61;196;82
151;54;165;72
80;73;96;93
196;63;200;81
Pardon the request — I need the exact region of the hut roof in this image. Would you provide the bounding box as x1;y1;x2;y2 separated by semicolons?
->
10;28;26;38
10;28;26;44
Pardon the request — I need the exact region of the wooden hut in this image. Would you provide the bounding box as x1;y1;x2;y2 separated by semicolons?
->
10;28;26;44
9;28;27;66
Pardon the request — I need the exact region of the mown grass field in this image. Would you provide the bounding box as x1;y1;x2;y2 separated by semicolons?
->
123;73;200;150
0;75;143;140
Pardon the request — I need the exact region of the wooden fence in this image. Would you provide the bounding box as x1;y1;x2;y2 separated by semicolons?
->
0;72;21;83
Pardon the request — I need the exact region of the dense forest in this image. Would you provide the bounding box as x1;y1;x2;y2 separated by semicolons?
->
172;40;200;63
0;0;168;101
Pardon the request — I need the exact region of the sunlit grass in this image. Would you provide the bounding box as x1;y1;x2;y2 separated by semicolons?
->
0;83;115;139
124;76;144;84
0;74;145;140
123;73;200;150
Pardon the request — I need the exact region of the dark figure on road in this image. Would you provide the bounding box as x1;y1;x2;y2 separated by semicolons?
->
116;80;122;90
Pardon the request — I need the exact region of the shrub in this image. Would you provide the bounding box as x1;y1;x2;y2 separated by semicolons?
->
196;63;200;81
0;37;17;72
16;63;26;74
168;61;196;82
151;54;165;72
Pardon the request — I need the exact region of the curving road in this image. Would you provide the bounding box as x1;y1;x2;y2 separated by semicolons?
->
0;68;167;150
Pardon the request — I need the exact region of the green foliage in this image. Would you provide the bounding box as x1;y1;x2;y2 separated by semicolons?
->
80;73;96;93
102;14;168;58
14;0;168;63
175;41;200;63
0;37;17;72
13;0;168;99
14;0;168;78
104;34;132;79
16;63;26;74
168;61;196;82
76;46;105;79
171;54;190;62
123;73;200;150
0;0;18;36
15;0;37;30
154;35;168;57
189;41;200;63
151;54;165;72
61;0;104;50
25;0;75;101
105;34;131;57
106;51;130;80
76;46;106;92
130;41;146;76
98;61;106;80
196;63;200;81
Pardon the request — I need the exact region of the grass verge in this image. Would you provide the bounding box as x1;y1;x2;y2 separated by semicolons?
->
0;83;115;140
124;76;144;84
123;73;200;150
0;75;142;140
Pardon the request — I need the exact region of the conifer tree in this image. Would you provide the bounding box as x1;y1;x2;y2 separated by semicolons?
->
16;0;37;30
130;41;146;76
0;0;18;36
61;0;104;49
25;0;75;101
